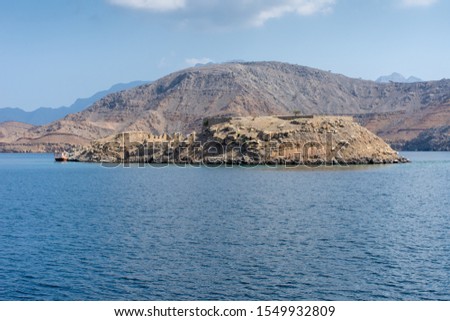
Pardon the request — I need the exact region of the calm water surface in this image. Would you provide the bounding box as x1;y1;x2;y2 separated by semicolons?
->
0;152;449;300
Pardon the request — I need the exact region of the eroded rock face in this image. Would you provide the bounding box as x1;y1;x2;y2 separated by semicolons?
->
72;116;408;165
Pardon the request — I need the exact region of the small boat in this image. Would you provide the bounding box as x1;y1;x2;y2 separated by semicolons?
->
54;152;69;162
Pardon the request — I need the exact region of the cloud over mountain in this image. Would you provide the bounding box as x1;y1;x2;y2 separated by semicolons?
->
108;0;186;12
107;0;336;27
250;0;335;26
185;57;214;66
400;0;438;7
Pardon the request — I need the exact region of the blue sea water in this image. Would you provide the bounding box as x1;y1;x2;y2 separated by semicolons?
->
0;152;449;301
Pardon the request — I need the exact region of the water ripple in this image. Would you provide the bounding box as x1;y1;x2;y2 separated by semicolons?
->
0;152;449;300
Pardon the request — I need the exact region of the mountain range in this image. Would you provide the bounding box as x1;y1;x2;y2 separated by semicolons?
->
376;72;422;84
0;81;149;125
1;62;449;151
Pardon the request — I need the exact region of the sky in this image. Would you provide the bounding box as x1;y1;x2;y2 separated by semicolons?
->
1;0;450;111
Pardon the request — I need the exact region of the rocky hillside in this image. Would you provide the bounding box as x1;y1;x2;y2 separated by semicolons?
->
3;62;450;151
403;125;450;151
73;116;407;165
0;122;34;143
355;100;450;149
0;121;86;153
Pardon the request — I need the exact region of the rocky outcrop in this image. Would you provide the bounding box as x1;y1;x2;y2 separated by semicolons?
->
72;116;408;165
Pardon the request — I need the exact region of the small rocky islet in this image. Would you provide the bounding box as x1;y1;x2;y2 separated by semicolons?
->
71;115;409;166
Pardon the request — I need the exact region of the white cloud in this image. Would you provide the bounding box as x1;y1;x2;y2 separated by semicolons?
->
107;0;337;27
185;57;214;66
251;0;336;27
400;0;438;7
108;0;186;12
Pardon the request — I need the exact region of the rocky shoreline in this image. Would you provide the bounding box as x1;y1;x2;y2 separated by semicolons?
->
70;116;409;166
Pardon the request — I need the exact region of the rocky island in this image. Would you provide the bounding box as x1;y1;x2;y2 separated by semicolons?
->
72;115;408;166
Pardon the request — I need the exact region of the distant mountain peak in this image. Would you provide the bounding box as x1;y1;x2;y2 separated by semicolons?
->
406;76;423;83
0;80;150;125
376;72;422;83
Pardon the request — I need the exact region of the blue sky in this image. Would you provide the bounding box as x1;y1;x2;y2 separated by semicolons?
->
1;0;449;110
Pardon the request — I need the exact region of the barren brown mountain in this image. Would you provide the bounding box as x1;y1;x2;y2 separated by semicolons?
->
2;62;450;152
0;122;34;143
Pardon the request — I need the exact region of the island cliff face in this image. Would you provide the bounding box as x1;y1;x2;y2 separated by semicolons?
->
73;116;407;165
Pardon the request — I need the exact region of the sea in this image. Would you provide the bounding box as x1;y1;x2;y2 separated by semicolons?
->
0;152;449;301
